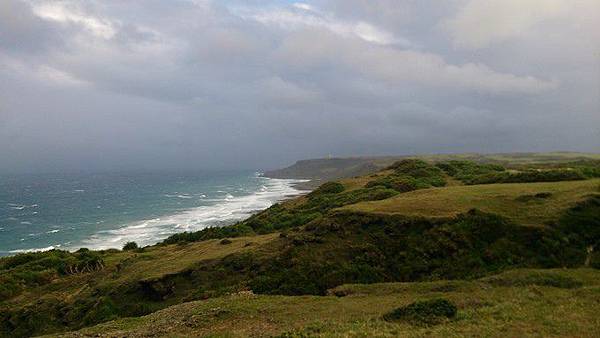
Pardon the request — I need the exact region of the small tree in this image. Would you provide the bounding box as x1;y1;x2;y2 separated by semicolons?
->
122;242;138;251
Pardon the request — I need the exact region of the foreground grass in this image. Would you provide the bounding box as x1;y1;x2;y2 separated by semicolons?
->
1;234;279;335
53;268;600;338
344;179;600;226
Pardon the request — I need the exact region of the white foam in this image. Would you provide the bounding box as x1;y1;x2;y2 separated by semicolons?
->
8;203;38;210
9;244;61;254
77;177;308;250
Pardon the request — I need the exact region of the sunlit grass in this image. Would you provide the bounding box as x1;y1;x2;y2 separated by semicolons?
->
343;179;600;226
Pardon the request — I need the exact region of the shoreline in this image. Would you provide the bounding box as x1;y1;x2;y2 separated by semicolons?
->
2;176;309;256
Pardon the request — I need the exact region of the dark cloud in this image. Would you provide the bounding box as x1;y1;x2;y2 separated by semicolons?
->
0;0;598;173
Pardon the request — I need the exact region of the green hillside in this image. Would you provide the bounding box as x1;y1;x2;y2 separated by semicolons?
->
1;154;599;337
50;268;600;338
344;179;600;226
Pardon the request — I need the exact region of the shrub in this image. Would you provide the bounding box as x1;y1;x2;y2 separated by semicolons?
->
220;238;233;245
515;192;553;202
383;298;457;324
465;169;586;185
436;160;505;182
368;159;446;192
0;250;105;301
365;175;421;192
387;159;446;183
122;242;138;251
161;224;255;244
555;194;600;266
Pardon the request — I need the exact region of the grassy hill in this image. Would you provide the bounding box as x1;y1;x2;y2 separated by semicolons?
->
51;268;600;338
1;153;599;337
344;179;600;226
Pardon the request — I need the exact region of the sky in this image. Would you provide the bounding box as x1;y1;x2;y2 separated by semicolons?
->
1;0;599;173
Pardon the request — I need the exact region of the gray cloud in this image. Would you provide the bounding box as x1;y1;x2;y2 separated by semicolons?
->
0;0;598;173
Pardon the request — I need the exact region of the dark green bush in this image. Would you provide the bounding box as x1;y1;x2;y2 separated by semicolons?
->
249;209;586;296
122;242;138;251
386;160;446;185
366;175;421;192
383;298;457;324
436;160;505;183
162;224;255;244
0;250;105;302
515;192;553;202
367;159;446;192
554;194;600;266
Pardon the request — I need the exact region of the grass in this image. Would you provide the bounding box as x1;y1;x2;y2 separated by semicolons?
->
104;233;279;283
344;179;600;226
51;268;600;338
0;234;279;337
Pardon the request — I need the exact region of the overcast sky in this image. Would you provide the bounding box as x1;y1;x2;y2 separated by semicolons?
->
1;0;598;173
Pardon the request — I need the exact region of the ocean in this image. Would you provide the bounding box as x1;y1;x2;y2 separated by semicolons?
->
0;171;305;256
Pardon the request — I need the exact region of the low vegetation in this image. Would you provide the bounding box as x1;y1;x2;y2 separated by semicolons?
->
435;160;505;183
382;298;457;325
365;160;446;192
0;249;104;302
122;241;138;251
464;169;586;185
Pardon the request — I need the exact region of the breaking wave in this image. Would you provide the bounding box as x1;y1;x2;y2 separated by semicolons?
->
78;177;307;250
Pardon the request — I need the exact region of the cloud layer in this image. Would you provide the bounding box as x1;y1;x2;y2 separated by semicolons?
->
0;0;598;173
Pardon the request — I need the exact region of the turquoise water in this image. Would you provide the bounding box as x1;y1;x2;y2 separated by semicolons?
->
0;171;305;255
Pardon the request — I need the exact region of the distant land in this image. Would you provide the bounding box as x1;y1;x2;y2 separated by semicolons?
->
265;151;600;186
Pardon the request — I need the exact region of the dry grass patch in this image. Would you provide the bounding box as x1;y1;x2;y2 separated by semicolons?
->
342;179;600;226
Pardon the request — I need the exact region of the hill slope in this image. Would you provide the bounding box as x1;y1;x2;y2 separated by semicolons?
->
344;179;599;226
52;268;600;338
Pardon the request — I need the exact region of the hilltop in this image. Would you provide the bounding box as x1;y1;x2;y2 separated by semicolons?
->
264;152;600;180
1;152;599;337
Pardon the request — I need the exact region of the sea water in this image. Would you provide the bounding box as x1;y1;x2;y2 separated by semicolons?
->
0;171;306;256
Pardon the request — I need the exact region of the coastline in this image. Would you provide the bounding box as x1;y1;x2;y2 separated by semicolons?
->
1;175;309;256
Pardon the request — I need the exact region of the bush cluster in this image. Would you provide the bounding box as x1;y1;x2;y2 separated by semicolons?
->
246;202;595;296
162;224;255;245
366;159;446;193
0;250;104;301
383;298;457;324
555;194;600;267
435;160;505;182
122;242;138;250
464;169;586;185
